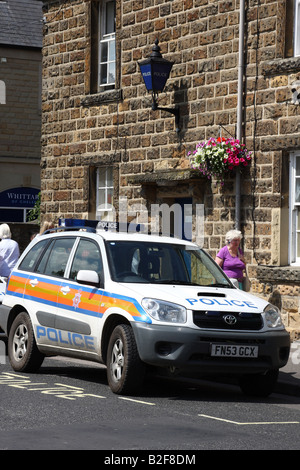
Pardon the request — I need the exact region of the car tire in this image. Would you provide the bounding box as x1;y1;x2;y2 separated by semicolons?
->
239;369;279;397
107;324;145;395
8;312;44;372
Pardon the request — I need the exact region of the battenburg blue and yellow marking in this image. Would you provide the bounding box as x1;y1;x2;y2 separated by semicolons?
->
7;273;151;323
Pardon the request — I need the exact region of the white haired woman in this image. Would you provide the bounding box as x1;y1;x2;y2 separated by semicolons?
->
0;223;20;278
215;229;246;289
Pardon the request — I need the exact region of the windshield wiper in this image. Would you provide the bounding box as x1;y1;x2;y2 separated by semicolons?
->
210;283;232;288
152;280;203;286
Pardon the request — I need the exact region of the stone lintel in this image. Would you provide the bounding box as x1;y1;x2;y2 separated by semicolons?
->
127;169;203;185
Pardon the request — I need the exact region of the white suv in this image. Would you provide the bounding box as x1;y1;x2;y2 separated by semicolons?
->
0;220;290;396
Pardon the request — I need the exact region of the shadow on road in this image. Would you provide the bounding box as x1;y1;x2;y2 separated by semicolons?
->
33;356;300;406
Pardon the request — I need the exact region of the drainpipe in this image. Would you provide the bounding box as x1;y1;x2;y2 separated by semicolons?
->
235;0;245;230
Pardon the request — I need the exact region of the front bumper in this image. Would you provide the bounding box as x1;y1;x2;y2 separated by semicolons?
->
132;322;290;376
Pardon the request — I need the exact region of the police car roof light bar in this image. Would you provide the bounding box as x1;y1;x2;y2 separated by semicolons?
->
59;218;99;228
44;226;97;234
54;219;144;234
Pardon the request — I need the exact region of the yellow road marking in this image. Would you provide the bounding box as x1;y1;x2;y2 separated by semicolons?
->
199;414;299;425
119;396;156;406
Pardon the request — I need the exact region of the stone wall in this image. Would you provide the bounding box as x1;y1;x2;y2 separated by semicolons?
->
0;45;42;233
9;223;40;255
41;0;300;337
0;47;42;160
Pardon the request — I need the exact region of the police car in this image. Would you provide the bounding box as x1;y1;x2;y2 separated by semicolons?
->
0;219;290;396
0;277;6;339
0;277;6;303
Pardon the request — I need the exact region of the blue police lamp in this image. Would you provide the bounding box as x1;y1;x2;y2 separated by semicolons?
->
138;39;180;134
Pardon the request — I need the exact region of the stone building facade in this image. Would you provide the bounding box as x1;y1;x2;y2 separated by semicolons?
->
41;0;300;338
0;0;42;249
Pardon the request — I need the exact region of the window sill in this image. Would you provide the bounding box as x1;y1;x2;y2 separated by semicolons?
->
256;265;300;283
81;89;122;107
262;56;300;76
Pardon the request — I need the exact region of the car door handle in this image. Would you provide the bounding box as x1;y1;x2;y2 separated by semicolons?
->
60;286;71;295
30;278;39;287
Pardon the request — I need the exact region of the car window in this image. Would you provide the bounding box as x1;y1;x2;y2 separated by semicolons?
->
18;239;50;272
69;238;103;282
36;238;75;278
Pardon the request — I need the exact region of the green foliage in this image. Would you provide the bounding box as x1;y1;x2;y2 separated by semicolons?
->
26;192;41;224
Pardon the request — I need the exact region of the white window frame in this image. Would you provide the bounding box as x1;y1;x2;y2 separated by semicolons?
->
98;0;116;90
289;152;300;264
96;167;114;221
294;0;300;56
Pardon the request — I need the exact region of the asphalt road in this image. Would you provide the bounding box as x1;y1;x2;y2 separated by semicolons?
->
0;356;300;453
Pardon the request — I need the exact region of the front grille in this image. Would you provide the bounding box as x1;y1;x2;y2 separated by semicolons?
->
193;310;263;331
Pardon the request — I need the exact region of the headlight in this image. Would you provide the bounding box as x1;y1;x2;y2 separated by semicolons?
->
141;298;187;324
264;303;283;328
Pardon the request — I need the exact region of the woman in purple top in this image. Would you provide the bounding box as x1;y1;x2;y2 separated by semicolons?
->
215;229;246;289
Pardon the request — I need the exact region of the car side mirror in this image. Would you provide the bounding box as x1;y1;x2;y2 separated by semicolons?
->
76;270;103;288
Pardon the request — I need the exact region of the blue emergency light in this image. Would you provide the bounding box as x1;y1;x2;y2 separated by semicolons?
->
59;218;98;228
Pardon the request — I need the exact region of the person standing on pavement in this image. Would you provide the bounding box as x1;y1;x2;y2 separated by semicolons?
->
0;223;20;278
215;229;246;289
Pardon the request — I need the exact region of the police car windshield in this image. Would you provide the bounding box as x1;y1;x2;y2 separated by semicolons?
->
105;240;231;287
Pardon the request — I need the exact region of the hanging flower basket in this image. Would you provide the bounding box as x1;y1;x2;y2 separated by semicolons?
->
188;137;252;184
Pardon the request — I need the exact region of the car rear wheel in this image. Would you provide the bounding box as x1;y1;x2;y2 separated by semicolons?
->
239;369;279;397
107;324;145;395
8;312;44;372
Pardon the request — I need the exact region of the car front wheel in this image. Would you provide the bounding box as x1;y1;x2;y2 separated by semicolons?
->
8;312;44;372
107;324;145;395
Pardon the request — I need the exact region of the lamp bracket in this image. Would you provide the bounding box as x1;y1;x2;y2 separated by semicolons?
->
152;100;180;134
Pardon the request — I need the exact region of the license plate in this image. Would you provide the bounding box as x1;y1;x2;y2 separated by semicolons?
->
211;344;259;358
